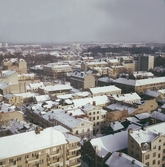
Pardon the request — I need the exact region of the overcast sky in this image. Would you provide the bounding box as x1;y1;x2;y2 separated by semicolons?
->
0;0;165;44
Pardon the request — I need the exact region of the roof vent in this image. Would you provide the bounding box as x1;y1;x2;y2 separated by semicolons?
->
132;159;135;164
119;152;122;157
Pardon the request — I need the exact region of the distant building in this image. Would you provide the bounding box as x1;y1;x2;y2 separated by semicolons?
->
70;71;95;90
114;77;165;94
2;58;27;73
138;55;154;71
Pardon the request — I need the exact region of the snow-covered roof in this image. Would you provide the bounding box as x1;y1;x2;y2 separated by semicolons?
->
105;152;146;167
106;103;136;114
54;125;70;133
134;112;150;120
73;95;110;108
110;121;124;131
114;77;165;86
0;81;9;90
71;71;91;79
158;89;165;95
112;93;141;103
41;84;72;92
130;122;165;145
0;127;67;159
144;89;160;98
75;91;91;97
53;110;92;129
1;70;16;77
90;131;128;157
90;86;121;95
98;77;113;83
0;103;17;113
150;111;165;121
35;95;51;102
29;82;44;89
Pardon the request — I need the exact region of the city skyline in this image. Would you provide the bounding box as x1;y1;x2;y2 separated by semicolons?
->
0;0;165;44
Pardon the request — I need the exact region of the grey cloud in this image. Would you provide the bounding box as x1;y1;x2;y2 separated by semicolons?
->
0;0;164;43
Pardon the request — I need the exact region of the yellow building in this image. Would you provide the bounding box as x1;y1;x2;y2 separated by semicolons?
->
2;58;27;74
0;127;81;167
114;77;165;94
128;122;165;167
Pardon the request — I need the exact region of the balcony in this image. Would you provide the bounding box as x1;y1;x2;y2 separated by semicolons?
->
69;160;81;167
69;153;81;160
8;161;17;167
27;155;39;164
48;151;60;158
69;146;81;152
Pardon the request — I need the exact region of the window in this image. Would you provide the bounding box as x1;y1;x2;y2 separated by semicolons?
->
131;151;133;155
146;162;149;166
153;152;156;157
159;139;161;142
39;159;44;164
97;116;99;120
159;146;161;150
97;111;99;114
145;154;150;160
76;130;78;134
158;160;160;165
93;112;95;114
153;145;156;149
9;159;13;163
17;157;21;161
93;117;95;120
81;123;84;126
25;155;29;159
153;160;155;165
158;154;160;158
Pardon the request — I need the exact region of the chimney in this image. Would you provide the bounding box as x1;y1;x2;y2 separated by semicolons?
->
93;101;96;106
35;126;42;134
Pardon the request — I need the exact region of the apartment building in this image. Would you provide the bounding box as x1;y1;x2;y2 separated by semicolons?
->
2;58;27;73
138;55;154;71
43;63;72;78
70;71;95;90
105;99;158;122
114;77;165;94
81;60;108;71
128;122;165;167
0;127;81;167
81;103;107;134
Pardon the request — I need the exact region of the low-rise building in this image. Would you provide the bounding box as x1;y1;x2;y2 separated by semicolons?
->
89;85;121;97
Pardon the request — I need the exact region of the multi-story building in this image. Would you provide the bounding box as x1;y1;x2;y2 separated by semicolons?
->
128;122;165;167
70;71;95;90
105;98;158;122
138;55;154;71
43;63;72;79
2;58;27;73
81;103;107;134
114;76;165;94
0;127;81;167
89;85;121;97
